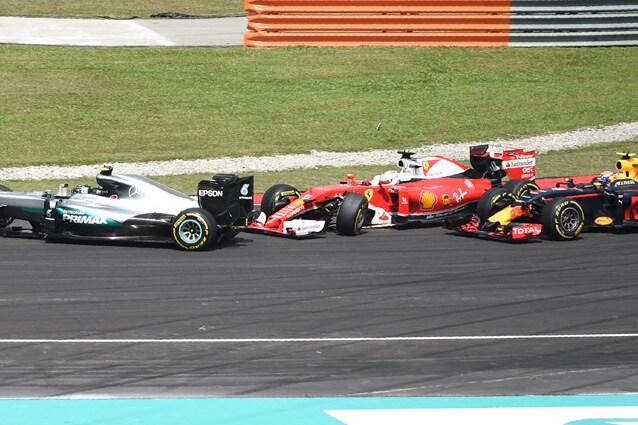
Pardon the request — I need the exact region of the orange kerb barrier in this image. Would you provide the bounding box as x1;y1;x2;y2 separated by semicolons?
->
245;32;509;47
245;0;511;14
244;0;513;47
247;14;511;32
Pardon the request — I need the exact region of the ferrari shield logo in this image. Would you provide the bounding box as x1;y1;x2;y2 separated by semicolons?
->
364;189;374;201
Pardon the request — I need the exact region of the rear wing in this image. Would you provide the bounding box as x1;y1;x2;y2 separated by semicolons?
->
197;174;254;226
469;145;536;181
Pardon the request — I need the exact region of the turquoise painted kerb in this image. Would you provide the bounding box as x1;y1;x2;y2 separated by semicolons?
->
0;394;637;425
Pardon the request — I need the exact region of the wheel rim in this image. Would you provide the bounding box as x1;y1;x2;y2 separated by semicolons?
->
559;207;580;232
178;219;203;244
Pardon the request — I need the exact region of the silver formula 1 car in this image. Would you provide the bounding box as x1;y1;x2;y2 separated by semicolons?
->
0;166;254;251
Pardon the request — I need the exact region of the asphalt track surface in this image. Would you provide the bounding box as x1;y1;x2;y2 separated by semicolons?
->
1;223;637;398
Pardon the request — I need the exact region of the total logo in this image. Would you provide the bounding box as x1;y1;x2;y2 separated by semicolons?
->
511;224;542;238
199;189;224;197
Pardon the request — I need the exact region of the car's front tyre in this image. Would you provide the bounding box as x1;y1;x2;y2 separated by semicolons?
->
541;197;584;241
260;184;300;217
336;192;368;236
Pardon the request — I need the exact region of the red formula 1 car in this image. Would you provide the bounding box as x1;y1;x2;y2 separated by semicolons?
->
447;152;638;242
245;145;538;237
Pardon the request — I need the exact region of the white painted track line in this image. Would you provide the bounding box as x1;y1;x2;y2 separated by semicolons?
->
0;333;637;343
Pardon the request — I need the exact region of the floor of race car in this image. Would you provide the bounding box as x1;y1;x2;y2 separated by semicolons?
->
0;221;637;424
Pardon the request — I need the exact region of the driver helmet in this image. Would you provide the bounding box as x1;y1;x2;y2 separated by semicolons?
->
595;171;615;184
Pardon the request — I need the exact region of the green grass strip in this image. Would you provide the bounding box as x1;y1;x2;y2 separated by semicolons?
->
0;1;245;18
1;46;636;168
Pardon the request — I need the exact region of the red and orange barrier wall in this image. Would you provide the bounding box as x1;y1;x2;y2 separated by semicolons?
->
244;0;512;47
244;0;638;47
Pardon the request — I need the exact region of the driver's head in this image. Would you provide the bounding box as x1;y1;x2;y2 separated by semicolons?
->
597;171;614;184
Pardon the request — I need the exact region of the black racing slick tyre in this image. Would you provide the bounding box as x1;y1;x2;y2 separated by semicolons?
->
0;184;15;228
336;192;368;236
172;208;219;251
503;179;540;199
476;188;517;222
541;198;585;241
260;184;301;217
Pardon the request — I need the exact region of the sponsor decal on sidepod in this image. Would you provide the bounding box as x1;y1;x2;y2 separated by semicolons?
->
59;208;110;225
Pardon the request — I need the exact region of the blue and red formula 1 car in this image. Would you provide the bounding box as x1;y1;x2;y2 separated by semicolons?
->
447;152;638;241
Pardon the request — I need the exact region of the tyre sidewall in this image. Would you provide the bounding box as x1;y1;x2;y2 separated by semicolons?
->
541;198;584;240
336;193;368;236
172;208;218;251
477;188;516;222
260;184;300;217
503;179;540;198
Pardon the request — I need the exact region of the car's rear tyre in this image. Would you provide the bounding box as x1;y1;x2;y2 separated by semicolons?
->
0;184;15;228
260;184;300;217
336;192;368;236
503;179;540;199
541;197;584;241
172;208;218;251
476;188;517;222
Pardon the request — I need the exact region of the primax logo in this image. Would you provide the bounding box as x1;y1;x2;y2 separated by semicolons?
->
58;208;110;225
63;214;108;225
